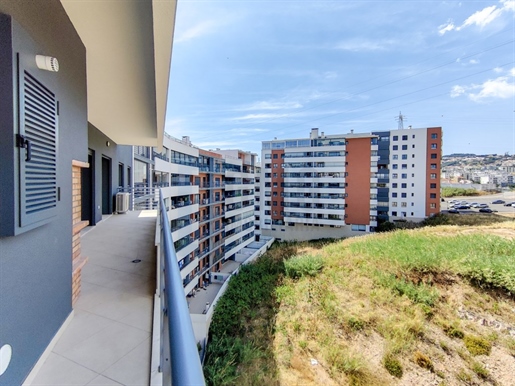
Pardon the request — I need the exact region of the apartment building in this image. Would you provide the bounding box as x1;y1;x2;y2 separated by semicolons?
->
259;127;442;241
152;136;258;295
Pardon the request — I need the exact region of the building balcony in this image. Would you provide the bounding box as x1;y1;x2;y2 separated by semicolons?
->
30;211;159;385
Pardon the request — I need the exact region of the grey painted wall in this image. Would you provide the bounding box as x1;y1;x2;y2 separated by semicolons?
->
0;2;87;385
88;124;133;224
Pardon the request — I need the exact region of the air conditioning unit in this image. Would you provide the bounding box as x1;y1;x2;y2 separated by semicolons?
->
116;192;130;214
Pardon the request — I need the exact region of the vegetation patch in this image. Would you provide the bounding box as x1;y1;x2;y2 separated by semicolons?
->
383;353;403;378
464;335;492;356
414;351;434;372
375;272;439;307
284;253;324;279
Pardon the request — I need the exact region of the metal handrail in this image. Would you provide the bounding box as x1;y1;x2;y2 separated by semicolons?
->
159;190;205;386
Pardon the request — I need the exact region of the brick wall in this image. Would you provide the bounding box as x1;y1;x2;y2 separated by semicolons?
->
71;160;89;306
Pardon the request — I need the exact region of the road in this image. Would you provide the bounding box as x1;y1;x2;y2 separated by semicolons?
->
441;192;515;216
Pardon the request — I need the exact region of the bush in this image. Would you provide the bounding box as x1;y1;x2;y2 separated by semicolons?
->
464;335;491;356
414;351;434;372
284;254;324;279
383;353;403;378
442;187;480;197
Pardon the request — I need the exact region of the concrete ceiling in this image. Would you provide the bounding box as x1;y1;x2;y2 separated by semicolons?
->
61;0;176;147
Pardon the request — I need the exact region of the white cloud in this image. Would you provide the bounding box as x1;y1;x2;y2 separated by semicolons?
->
452;72;515;101
469;59;479;64
450;85;466;97
231;113;289;121
460;5;503;29
335;38;396;52
236;101;303;111
438;21;456;35
439;0;514;35
493;67;504;73
174;20;221;43
469;76;515;101
226;128;269;136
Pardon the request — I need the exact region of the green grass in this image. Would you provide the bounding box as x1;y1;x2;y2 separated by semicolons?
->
349;233;515;292
284;253;324;279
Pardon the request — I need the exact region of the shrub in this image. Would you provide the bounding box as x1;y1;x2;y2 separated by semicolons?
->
383;353;403;378
471;361;489;379
375;272;439;307
414;351;434;372
284;254;324;279
464;335;491;356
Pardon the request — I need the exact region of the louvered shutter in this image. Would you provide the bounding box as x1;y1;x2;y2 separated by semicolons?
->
18;69;58;227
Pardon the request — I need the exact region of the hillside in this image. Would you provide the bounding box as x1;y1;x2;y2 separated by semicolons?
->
204;221;515;386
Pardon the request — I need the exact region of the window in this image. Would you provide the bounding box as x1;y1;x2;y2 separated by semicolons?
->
392;202;397;207
401;193;407;198
392;173;398;179
412;154;415;158
412;144;415;149
273;201;277;206
392;154;398;160
412;164;415;168
392;164;398;169
401;202;407;207
431;133;438;139
351;224;367;231
392;192;398;198
402;154;408;160
402;145;408;150
273;153;278;159
402;164;407;169
430;173;436;179
393;145;398;150
392;211;397;216
273;163;278;168
431;153;437;159
412;135;416;139
392;183;398;188
430;203;436;208
402;135;408;140
430;193;437;199
401;183;407;188
431;163;437;169
430;183;437;189
431;143;437;149
401;174;407;179
393;135;398;141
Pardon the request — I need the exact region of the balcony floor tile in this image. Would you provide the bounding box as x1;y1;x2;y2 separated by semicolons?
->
31;211;157;385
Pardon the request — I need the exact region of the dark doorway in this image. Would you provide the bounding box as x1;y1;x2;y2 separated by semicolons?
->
81;150;95;225
101;156;111;214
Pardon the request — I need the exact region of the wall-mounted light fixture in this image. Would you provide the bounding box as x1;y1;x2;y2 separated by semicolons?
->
35;55;59;72
106;141;111;147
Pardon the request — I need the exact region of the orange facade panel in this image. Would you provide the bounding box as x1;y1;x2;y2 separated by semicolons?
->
271;149;284;221
425;127;442;217
345;137;371;225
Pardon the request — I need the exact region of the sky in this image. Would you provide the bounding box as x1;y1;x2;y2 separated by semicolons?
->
165;0;515;157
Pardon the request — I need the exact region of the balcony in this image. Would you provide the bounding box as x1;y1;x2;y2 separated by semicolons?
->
30;211;156;385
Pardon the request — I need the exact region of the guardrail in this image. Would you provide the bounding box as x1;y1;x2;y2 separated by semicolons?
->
158;190;205;385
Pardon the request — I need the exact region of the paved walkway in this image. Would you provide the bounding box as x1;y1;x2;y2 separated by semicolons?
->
31;211;157;386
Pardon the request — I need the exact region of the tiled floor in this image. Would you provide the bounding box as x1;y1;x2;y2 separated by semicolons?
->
31;211;157;386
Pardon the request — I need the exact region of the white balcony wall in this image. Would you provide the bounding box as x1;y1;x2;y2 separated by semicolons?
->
181;257;199;280
285;207;344;215
168;204;199;220
226;237;253;256
162;185;199;198
283;156;345;164
225;206;253;218
225;233;241;246
224;184;248;191
172;221;199;242
176;239;199;261
284;197;345;205
224;218;244;232
163;136;199;157
284;187;345;194
154;157;199;176
284;217;345;226
183;277;199;296
225;196;243;205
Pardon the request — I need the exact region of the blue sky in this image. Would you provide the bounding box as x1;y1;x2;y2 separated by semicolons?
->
165;0;515;157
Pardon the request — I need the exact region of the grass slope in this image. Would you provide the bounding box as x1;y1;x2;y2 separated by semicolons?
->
205;221;515;386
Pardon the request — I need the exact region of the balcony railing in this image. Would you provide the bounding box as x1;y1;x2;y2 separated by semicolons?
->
157;190;205;385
